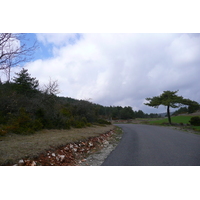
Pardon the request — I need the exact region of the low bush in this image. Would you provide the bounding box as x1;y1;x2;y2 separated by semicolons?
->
5;108;43;134
69;116;87;128
97;119;111;125
0;126;8;136
86;123;92;127
189;116;200;126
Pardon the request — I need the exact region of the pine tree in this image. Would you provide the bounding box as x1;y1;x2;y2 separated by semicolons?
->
12;68;39;96
144;90;197;124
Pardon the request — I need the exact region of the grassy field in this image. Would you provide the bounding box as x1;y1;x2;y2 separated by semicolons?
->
148;115;200;131
0;125;114;165
149;116;192;124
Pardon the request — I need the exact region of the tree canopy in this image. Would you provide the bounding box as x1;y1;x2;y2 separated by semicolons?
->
12;68;39;95
144;90;199;124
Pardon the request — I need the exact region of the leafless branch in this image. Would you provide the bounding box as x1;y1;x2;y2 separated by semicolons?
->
0;33;38;81
43;78;60;95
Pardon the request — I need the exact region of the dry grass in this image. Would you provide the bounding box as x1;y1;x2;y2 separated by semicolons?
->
0;125;114;165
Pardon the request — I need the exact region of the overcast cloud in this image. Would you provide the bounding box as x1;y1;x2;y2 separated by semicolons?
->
19;33;200;113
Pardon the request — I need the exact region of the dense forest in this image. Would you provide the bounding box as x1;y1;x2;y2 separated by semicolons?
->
0;68;161;135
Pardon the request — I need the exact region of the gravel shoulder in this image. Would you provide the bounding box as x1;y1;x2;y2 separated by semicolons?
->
78;126;123;166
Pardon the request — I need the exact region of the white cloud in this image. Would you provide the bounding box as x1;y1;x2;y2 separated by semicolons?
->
36;33;79;46
22;33;200;113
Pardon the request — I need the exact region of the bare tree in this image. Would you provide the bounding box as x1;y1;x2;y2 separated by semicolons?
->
43;78;60;95
0;33;38;82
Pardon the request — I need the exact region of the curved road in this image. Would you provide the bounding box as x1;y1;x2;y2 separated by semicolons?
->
102;124;200;166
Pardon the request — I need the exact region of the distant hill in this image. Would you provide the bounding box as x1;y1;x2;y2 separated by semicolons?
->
177;110;200;116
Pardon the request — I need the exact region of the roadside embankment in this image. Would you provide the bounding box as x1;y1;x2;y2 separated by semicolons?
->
0;125;115;166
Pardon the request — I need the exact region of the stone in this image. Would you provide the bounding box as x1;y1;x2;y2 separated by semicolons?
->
103;141;109;146
88;142;93;147
18;159;24;165
73;148;77;152
30;161;36;166
59;155;65;162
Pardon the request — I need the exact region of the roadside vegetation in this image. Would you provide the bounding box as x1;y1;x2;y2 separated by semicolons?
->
145;90;199;125
147;115;200;132
0;68;162;136
0;68;155;165
0;125;114;165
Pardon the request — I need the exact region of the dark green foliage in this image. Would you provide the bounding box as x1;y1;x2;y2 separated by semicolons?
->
134;110;145;118
97;119;111;125
188;101;200;113
145;90;197;124
172;101;200;115
189;116;200;126
120;106;135;119
0;111;7;124
68;116;87;128
148;113;160;118
145;90;185;109
12;68;39;96
0;68;161;135
172;107;188;116
107;106;135;120
5;108;43;134
0;125;8;136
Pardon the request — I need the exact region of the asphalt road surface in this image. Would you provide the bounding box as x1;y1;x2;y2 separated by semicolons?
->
101;124;200;166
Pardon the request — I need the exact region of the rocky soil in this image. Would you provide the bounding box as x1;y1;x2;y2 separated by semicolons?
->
79;127;123;166
14;127;123;166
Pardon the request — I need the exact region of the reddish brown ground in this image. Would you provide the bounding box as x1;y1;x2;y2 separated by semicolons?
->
16;130;114;166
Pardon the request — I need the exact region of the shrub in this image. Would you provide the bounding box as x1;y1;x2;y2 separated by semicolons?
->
0;126;8;136
5;108;43;134
189;116;200;126
0;111;7;124
65;119;71;129
86;123;92;127
74;117;88;128
97;119;111;125
74;120;85;128
32;119;43;131
69;116;88;128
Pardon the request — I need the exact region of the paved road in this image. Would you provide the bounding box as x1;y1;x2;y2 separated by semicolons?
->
101;124;200;166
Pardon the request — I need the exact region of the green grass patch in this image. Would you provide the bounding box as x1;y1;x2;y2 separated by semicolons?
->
193;126;200;131
148;115;200;132
114;126;123;134
149;116;193;125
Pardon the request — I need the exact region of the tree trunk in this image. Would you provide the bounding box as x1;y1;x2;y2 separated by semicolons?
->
167;105;172;125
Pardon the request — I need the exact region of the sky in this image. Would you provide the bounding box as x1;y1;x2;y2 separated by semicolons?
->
1;33;200;114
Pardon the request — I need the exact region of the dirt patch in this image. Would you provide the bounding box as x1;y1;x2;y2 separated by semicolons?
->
168;126;200;135
0;125;114;165
112;118;157;124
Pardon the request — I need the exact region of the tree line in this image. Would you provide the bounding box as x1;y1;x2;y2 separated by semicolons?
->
1;68;199;135
0;68;161;135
